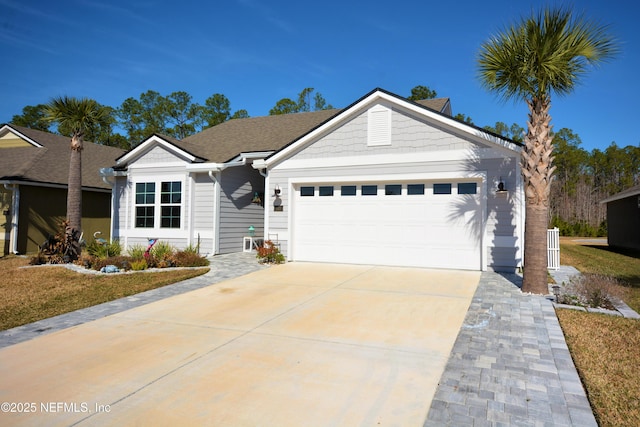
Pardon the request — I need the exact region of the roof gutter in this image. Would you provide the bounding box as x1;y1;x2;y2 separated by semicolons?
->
252;159;268;171
186;151;274;173
2;181;20;254
99;167;127;186
599;186;640;205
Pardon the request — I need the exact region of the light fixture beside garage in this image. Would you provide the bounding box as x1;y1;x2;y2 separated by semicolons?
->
497;177;507;193
273;184;283;211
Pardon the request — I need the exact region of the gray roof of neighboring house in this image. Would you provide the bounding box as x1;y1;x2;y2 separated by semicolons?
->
0;124;125;190
174;97;451;164
600;184;640;204
414;98;451;115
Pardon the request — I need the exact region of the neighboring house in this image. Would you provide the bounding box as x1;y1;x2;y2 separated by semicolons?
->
105;88;524;271
0;124;124;255
600;184;640;250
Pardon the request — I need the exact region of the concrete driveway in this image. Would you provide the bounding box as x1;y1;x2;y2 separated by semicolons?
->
0;263;479;426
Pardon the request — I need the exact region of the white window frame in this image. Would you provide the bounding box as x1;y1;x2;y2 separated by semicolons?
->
130;176;185;238
159;181;183;228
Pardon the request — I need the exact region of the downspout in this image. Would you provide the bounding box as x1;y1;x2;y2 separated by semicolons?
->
256;167;270;250
3;183;19;254
100;170;116;244
99;168;128;245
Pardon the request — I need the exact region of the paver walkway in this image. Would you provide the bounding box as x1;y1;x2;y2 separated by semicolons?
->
0;252;266;349
424;272;597;426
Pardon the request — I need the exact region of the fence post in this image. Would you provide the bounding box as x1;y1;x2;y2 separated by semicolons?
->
547;227;560;270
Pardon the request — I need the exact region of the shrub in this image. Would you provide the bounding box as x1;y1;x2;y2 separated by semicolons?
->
182;243;200;254
86;239;122;259
171;251;209;267
130;259;148;271
151;241;175;263
549;216;607;237
127;244;146;260
90;256;132;272
558;273;628;310
36;220;80;263
256;240;285;264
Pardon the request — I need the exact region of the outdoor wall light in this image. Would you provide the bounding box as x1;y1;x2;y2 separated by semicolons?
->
251;192;262;205
497;177;507;193
273;185;283;212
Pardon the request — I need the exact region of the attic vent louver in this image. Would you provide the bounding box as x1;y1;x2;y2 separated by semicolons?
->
367;104;391;146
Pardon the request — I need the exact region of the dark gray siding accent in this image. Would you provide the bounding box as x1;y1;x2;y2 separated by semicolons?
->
218;164;265;254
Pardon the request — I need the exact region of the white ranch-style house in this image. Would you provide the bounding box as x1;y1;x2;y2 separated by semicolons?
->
102;88;524;272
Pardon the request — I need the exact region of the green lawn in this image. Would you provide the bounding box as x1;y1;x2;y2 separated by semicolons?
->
0;256;208;331
557;239;640;427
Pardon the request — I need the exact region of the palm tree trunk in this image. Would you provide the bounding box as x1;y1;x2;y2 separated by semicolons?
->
521;97;555;294
66;134;83;260
523;204;550;293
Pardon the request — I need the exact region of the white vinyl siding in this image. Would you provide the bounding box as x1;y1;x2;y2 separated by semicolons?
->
267;116;522;271
191;173;216;255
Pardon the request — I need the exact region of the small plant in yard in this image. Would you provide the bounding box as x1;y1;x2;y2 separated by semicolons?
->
150;241;176;268
34;238;208;272
86;238;122;259
127;243;146;260
557;273;628;310
130;259;148;271
256;240;285;264
31;220;80;264
89;256;133;272
170;251;209;267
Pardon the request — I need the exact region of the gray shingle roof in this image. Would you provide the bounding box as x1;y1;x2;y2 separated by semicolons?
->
181;109;340;163
177;97;450;164
414;98;450;113
0;125;125;190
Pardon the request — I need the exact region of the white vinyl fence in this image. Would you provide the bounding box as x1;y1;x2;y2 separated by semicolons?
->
547;227;560;270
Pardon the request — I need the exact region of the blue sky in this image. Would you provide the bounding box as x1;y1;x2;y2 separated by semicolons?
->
1;0;637;152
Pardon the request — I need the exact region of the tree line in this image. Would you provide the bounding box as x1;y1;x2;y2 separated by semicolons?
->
9;87;333;149
9;84;639;235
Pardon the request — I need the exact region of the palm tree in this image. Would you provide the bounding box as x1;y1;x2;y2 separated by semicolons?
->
478;7;617;294
45;96;109;260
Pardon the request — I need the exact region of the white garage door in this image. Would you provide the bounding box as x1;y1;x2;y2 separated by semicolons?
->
292;181;482;270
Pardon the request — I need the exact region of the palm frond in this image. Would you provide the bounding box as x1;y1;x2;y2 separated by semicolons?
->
44;96;109;137
477;6;618;102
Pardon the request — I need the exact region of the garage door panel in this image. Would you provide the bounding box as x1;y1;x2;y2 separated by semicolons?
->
292;181;482;270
